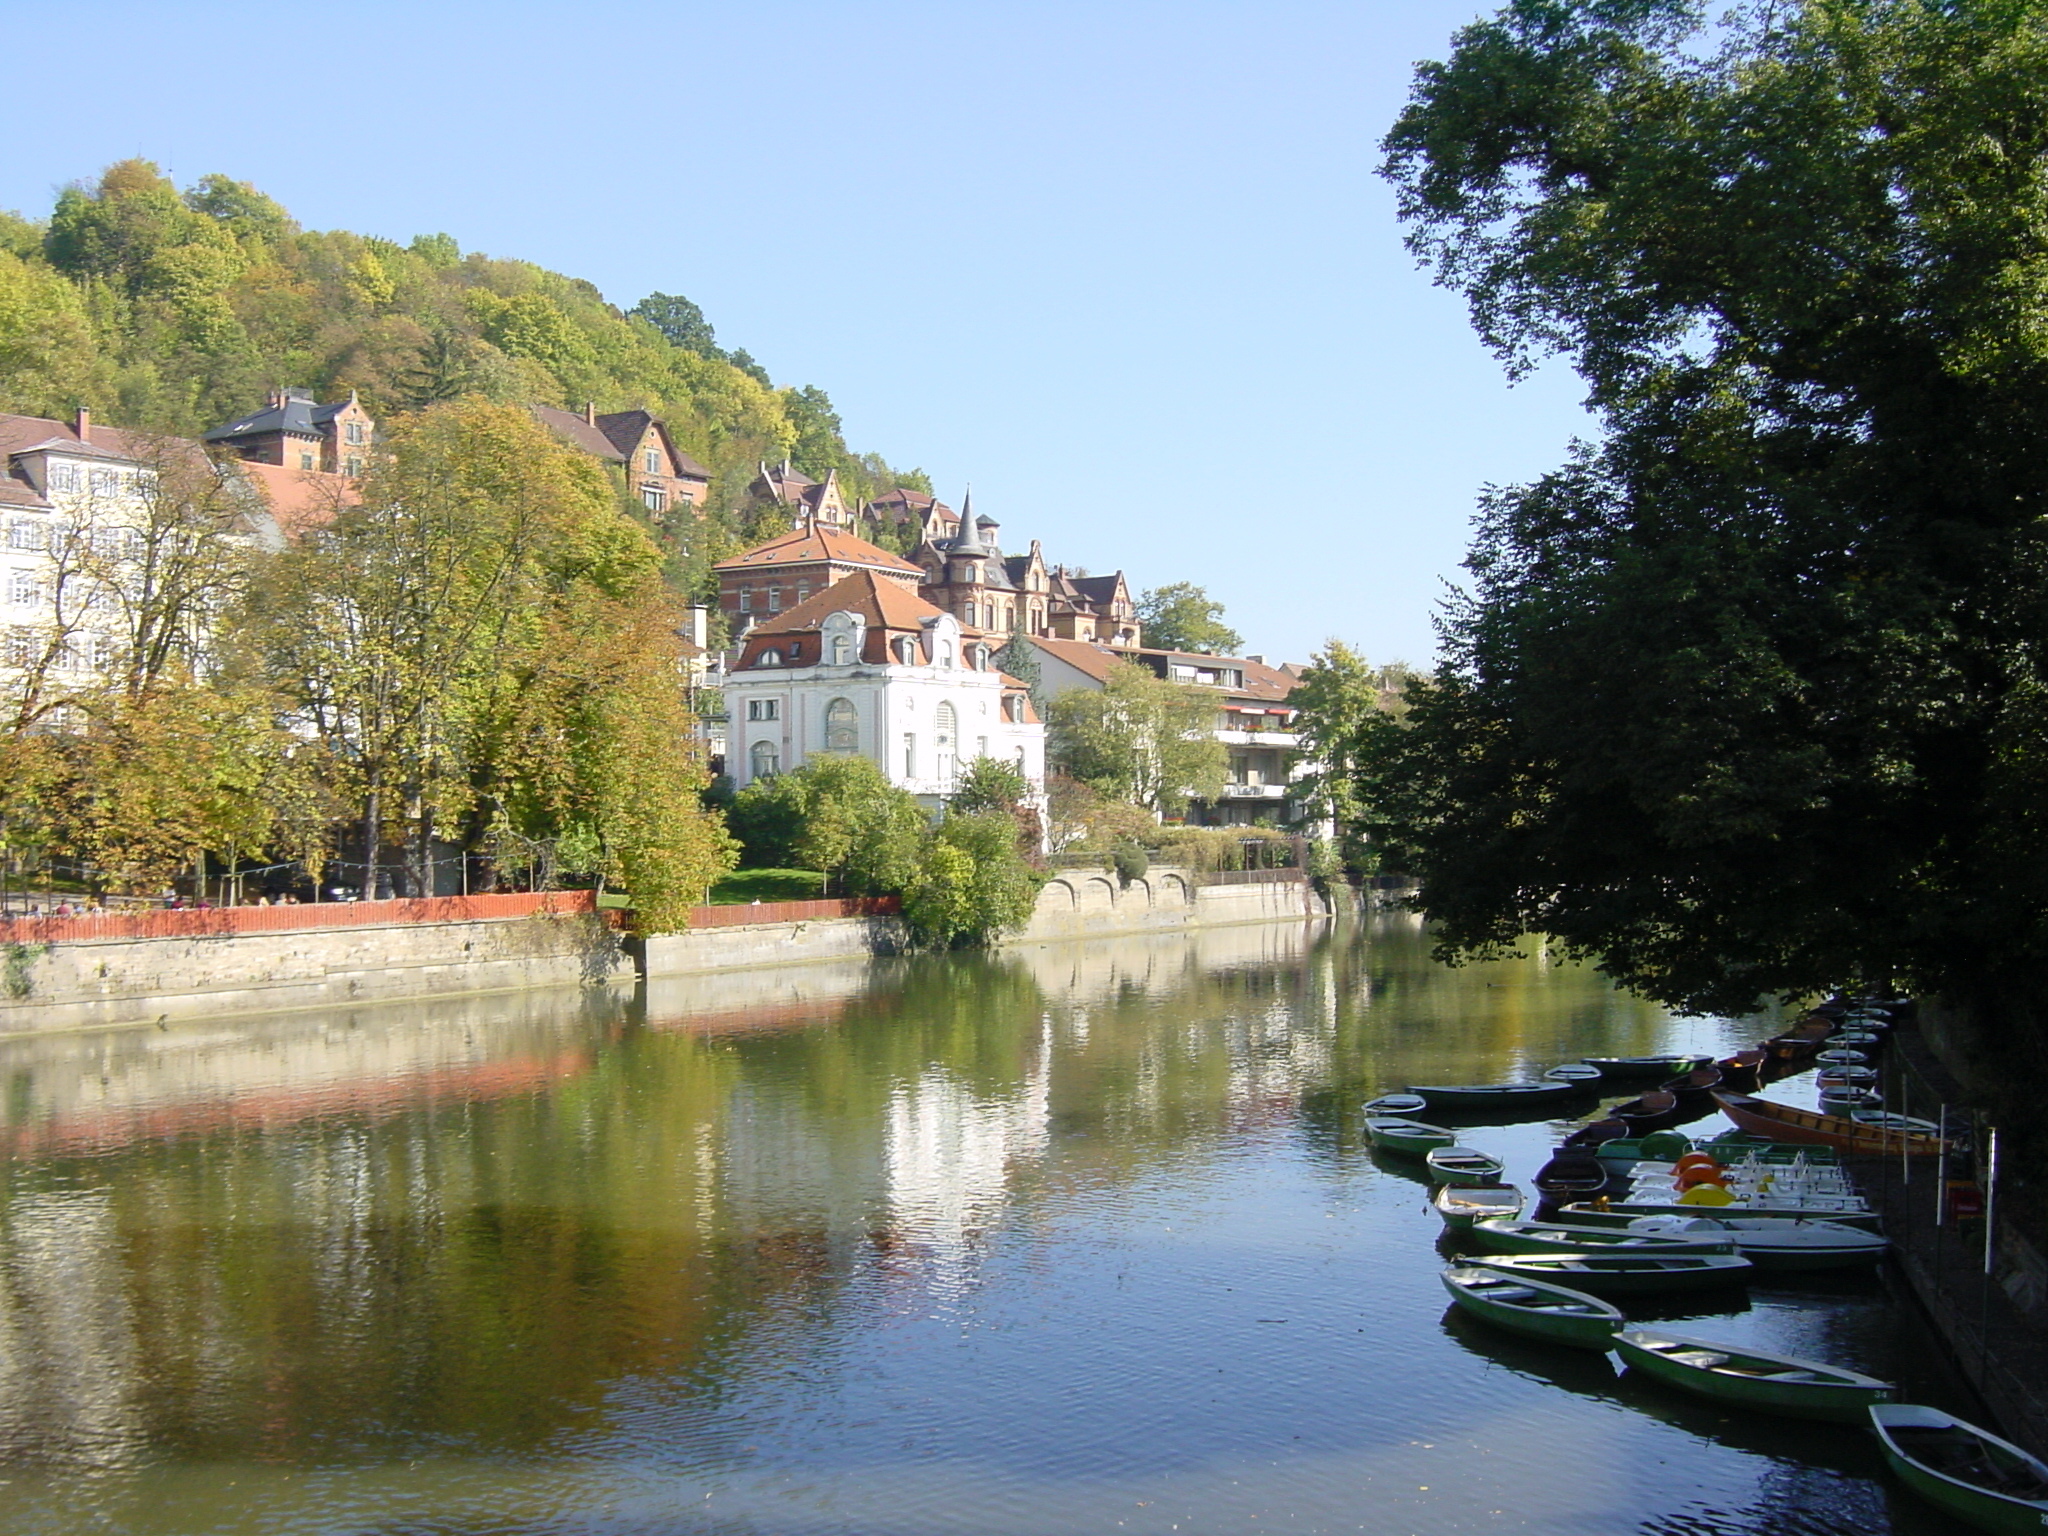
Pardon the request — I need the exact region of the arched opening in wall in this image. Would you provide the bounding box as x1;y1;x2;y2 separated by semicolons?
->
934;701;957;788
750;739;780;779
825;697;858;754
831;634;851;665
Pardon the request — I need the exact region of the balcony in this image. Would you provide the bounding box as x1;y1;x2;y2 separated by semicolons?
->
1221;782;1288;800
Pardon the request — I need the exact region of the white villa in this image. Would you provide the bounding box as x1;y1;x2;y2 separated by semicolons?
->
723;569;1045;808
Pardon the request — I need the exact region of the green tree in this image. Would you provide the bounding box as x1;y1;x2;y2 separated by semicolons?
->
1046;661;1226;816
1286;641;1404;872
1370;0;2048;1020
1136;582;1243;656
630;292;722;358
903;810;1044;948
993;618;1042;699
727;755;927;895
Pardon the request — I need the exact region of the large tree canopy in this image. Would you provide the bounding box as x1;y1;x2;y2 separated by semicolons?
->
1368;0;2048;1016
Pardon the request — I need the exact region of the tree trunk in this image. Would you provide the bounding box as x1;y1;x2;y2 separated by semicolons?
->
361;778;380;902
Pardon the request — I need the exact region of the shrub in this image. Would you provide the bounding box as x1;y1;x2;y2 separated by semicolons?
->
1111;843;1149;886
904;810;1045;949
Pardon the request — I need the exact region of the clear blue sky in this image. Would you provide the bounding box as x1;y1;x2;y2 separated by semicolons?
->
2;0;1594;668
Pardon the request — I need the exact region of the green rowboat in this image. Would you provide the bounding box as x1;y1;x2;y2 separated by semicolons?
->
1870;1405;2048;1534
1426;1146;1506;1187
1438;1265;1622;1351
1409;1081;1582;1112
1364;1116;1457;1157
1466;1217;1735;1258
1557;1199;1883;1232
1463;1251;1754;1297
1431;1183;1525;1230
1614;1328;1894;1422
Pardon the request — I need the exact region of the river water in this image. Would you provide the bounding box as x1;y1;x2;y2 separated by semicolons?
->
0;915;1978;1535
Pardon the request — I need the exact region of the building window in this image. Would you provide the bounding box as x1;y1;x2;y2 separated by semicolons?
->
48;462;79;494
641;484;667;513
89;468;121;497
9;572;39;608
786;642;803;662
344;455;364;477
825;697;857;753
896;636;918;664
5;627;35;666
934;702;957;787
750;739;780;779
937;641;954;668
747;697;780;721
346;421;365;445
767;584;781;611
739;586;753;613
299;451;316;470
6;521;45;552
831;634;852;665
796;582;810;604
902;732;916;779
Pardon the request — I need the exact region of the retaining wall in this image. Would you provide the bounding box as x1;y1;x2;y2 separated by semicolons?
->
0;904;630;1033
0;869;1323;1029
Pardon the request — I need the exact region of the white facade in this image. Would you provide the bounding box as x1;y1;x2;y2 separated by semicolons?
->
724;608;1045;805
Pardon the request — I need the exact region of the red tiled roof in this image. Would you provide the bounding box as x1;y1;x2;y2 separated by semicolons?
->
1027;636;1119;681
231;459;358;536
713;522;923;575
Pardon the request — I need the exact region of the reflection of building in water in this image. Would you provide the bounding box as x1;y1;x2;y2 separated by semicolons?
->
0;1190;145;1466
881;1035;1051;1298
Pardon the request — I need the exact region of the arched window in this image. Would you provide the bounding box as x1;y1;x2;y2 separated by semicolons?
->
895;636;918;665
750;739;780;779
825;697;858;753
758;648;783;666
831;633;852;665
937;641;954;668
934;702;957;787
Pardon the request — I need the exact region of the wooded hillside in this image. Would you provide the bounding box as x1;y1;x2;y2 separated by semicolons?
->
0;160;926;511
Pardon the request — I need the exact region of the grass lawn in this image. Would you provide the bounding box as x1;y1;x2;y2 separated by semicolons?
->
708;868;830;905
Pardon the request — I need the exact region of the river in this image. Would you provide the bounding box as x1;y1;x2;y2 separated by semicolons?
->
0;915;1979;1534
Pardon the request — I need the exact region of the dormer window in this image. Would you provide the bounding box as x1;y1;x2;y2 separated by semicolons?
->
644;448;661;474
831;635;851;665
47;462;79;494
758;648;783;666
895;637;918;665
938;642;954;668
345;421;367;446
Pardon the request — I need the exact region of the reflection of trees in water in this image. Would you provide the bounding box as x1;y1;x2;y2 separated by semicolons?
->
0;914;1685;1471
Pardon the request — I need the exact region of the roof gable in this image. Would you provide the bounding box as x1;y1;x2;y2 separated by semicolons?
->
713;521;923;575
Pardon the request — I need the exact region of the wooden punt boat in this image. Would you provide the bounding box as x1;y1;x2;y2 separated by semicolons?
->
1558;1199;1884;1232
1850;1110;1944;1137
1364;1116;1457;1157
1612;1089;1684;1131
1543;1063;1604;1086
1583;1055;1712;1082
1438;1266;1622;1351
1410;1081;1582;1112
1363;1093;1430;1116
1614;1329;1894;1421
1870;1404;2048;1533
1467;1217;1735;1257
1531;1151;1611;1201
1427;1146;1506;1187
1713;1092;1948;1156
1462;1251;1754;1297
1624;1215;1888;1269
1431;1182;1525;1230
1562;1117;1631;1149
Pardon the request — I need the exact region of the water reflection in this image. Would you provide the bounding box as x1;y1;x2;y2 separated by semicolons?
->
0;916;1964;1534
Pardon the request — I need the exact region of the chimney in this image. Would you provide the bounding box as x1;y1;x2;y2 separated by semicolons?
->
73;405;91;441
583;401;597;426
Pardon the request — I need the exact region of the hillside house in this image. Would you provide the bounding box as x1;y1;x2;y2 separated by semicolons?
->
533;404;711;519
712;517;925;636
723;569;1044;808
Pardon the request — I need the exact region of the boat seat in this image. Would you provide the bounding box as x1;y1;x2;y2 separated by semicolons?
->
1484;1286;1540;1301
1760;1370;1823;1383
1669;1350;1732;1369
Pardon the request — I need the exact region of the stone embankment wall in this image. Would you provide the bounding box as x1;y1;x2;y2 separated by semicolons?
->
0;869;1325;1030
1;897;630;1033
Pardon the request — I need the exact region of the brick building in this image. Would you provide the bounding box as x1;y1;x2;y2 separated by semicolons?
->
712;517;925;636
533;404;711;519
